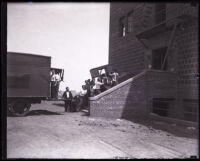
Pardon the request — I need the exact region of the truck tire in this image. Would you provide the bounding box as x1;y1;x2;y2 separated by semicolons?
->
9;99;31;117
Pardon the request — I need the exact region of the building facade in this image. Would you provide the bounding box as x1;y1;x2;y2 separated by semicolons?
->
90;2;198;123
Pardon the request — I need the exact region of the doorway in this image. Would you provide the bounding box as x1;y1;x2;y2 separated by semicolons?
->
152;47;167;70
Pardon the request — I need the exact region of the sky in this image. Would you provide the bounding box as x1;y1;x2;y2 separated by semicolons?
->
7;2;110;92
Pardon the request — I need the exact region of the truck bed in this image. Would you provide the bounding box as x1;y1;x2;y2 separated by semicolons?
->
7;52;51;98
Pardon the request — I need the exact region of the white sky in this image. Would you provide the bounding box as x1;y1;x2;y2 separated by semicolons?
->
7;2;110;92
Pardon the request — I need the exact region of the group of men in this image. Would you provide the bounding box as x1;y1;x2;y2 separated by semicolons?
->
79;69;119;107
60;69;119;112
97;69;118;95
90;69;119;96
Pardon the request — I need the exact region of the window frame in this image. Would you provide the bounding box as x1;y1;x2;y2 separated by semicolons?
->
183;99;199;122
152;98;175;117
119;16;126;37
155;3;166;24
127;10;134;33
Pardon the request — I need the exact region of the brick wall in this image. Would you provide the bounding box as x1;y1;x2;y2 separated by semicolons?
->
90;70;177;120
176;20;198;90
90;72;146;119
109;3;148;75
108;2;199;121
145;70;178;118
109;3;198;82
165;15;199;120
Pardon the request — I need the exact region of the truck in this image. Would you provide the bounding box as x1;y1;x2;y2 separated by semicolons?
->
7;52;64;116
90;64;134;87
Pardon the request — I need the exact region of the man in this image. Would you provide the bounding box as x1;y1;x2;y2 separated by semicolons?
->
80;85;88;108
84;79;92;99
54;72;61;99
62;87;73;112
80;85;87;96
93;77;104;95
102;71;112;89
51;70;61;99
89;78;95;97
50;70;56;99
110;69;119;86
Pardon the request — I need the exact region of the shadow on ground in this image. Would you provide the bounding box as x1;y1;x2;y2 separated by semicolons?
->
118;73;198;139
27;110;63;116
127;117;198;139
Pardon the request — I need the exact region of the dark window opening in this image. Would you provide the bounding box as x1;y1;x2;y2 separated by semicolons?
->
183;99;198;122
119;17;126;37
155;3;166;24
152;47;168;70
152;98;174;117
183;99;199;103
190;2;197;7
127;10;134;33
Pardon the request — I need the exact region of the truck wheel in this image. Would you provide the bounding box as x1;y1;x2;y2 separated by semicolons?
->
9;100;31;117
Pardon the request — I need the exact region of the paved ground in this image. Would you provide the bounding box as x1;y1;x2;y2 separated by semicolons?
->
7;101;199;159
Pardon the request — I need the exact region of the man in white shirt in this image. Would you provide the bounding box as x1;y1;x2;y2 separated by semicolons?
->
93;77;104;95
79;85;88;108
50;70;56;99
51;72;61;99
110;69;119;86
80;85;87;96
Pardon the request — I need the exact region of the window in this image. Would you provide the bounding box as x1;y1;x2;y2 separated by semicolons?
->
190;2;197;7
127;11;134;33
183;99;198;122
155;3;166;24
119;17;126;37
119;10;134;37
152;98;175;117
152;47;168;70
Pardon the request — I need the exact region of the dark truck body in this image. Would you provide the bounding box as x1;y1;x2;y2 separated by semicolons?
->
90;64;134;84
90;64;112;79
7;52;51;116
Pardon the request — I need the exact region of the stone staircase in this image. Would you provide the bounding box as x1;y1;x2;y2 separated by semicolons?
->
89;70;177;120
